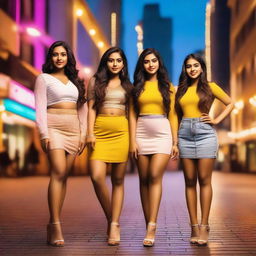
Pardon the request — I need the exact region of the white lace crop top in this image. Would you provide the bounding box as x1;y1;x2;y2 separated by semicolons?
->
36;73;79;106
34;73;88;139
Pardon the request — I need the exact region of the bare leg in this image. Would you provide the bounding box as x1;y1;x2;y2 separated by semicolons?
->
198;158;214;225
47;149;70;245
147;154;170;223
108;162;127;244
182;158;200;243
111;162;127;222
90;160;111;223
181;158;198;225
59;153;76;213
137;155;150;225
197;158;214;245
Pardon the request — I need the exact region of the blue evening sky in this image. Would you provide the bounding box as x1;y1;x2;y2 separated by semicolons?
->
122;0;209;85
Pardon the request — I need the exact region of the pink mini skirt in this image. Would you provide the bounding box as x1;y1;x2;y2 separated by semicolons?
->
136;115;172;155
47;109;80;155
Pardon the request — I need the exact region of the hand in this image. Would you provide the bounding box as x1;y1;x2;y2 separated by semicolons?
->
130;142;139;160
200;113;218;125
40;138;49;153
78;137;86;155
171;145;179;160
86;135;96;151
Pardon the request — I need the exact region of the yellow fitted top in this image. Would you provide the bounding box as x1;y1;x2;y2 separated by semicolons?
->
179;82;229;117
138;80;178;127
138;81;174;114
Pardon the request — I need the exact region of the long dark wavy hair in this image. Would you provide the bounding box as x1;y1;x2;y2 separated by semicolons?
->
133;48;171;116
175;53;214;120
92;47;132;112
42;41;86;108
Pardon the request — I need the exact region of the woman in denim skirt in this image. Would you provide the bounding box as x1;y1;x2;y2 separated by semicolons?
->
175;54;234;245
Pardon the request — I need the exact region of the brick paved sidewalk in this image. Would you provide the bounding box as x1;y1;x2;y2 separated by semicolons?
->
0;171;256;255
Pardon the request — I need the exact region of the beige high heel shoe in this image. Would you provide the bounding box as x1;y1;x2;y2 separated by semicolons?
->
190;224;200;244
143;222;157;247
198;224;210;246
46;222;64;247
108;222;120;246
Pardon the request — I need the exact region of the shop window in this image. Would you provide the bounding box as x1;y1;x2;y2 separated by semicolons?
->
247;142;256;172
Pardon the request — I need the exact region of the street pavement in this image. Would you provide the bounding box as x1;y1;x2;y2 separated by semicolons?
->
0;171;256;255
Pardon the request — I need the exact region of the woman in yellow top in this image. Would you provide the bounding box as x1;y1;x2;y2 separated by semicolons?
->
130;48;179;247
175;53;234;245
87;47;132;246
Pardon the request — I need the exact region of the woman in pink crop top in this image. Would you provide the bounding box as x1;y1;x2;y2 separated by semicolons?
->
34;41;87;247
87;47;132;246
175;54;234;246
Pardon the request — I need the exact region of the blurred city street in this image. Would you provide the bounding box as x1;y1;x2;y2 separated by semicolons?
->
1;171;256;256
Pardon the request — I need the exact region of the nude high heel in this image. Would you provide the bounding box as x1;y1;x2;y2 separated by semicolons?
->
108;222;120;246
190;224;200;244
198;224;210;246
143;222;156;247
46;222;64;247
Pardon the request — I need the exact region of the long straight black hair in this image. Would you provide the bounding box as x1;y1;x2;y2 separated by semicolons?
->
42;41;86;108
133;48;172;116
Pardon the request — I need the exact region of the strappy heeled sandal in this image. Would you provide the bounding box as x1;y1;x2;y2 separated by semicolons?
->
108;222;120;246
190;223;200;244
143;222;156;247
198;224;210;246
47;222;64;247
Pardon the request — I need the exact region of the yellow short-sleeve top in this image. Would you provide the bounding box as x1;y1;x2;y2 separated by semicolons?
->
179;82;229;118
138;80;178;127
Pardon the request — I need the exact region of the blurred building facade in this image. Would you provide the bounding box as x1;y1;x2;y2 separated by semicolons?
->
205;0;233;171
141;4;173;80
206;0;256;172
0;0;115;176
227;0;256;173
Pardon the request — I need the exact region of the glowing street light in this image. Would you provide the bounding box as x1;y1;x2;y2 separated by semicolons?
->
97;41;104;48
249;95;256;107
26;27;41;37
234;100;244;110
76;9;83;17
89;29;96;36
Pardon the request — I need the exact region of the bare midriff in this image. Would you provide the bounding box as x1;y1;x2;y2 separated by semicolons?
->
47;102;77;109
98;107;125;116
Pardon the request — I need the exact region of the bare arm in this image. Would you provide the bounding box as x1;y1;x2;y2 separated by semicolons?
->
169;85;179;159
128;98;138;159
201;83;234;124
86;77;97;149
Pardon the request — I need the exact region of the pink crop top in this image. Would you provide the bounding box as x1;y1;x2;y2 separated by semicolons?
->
34;73;87;139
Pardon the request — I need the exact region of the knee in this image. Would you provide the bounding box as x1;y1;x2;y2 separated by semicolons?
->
139;176;148;186
112;176;124;186
90;173;104;185
148;173;162;185
52;169;68;182
198;176;211;187
184;177;197;188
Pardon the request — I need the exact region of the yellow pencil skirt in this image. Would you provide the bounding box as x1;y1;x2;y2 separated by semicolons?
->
89;115;129;163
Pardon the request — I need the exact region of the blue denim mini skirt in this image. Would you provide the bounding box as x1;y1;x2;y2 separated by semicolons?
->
178;118;218;159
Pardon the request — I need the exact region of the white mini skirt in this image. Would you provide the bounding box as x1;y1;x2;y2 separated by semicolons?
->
136;115;172;155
